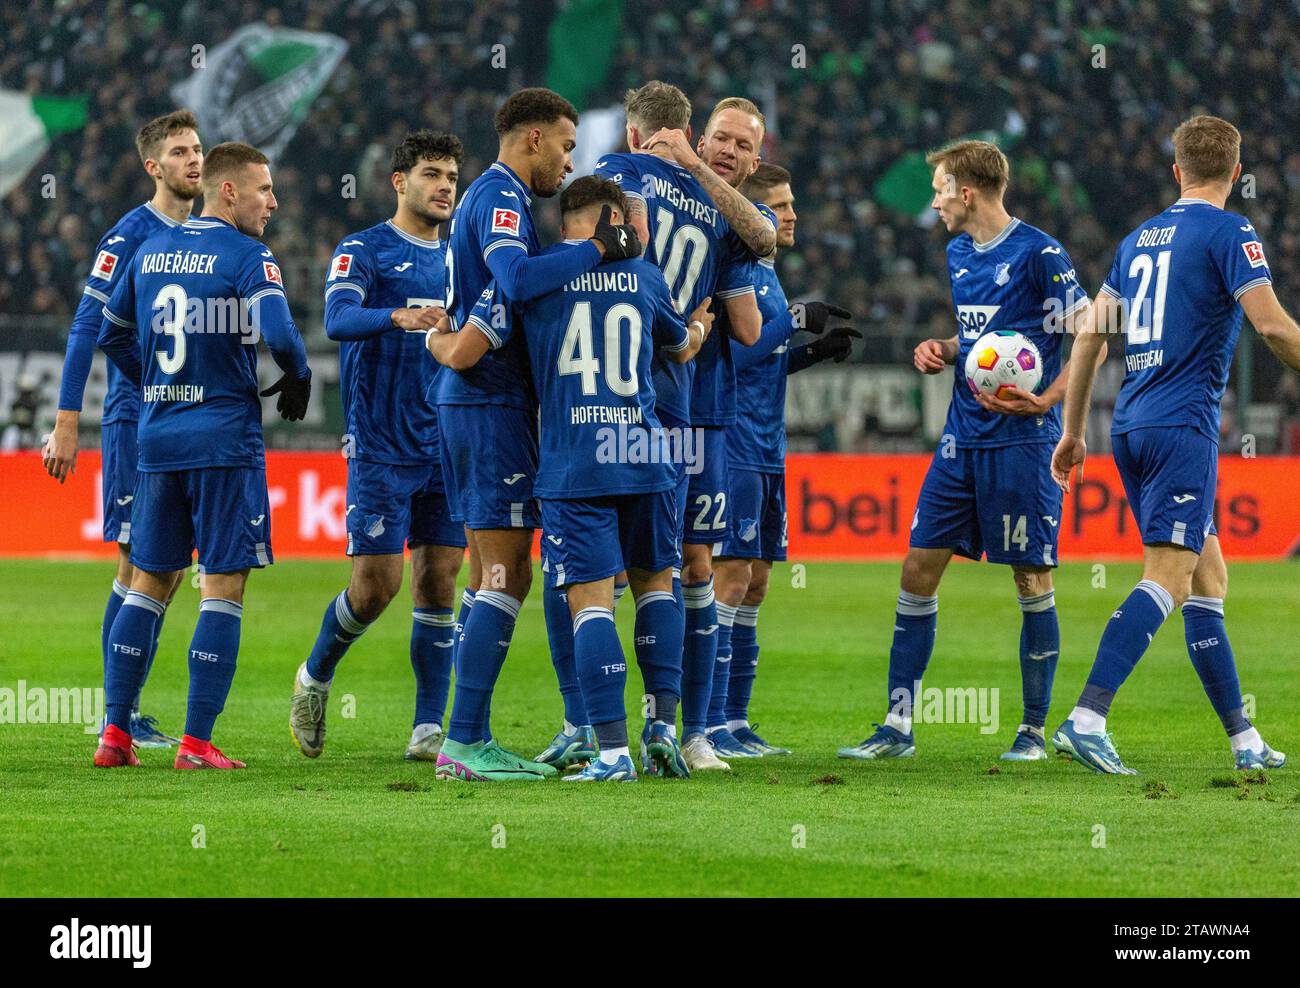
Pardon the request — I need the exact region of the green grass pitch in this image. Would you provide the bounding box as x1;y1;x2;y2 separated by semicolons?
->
1;558;1297;897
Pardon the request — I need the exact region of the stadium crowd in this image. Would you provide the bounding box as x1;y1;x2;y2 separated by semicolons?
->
4;0;1300;450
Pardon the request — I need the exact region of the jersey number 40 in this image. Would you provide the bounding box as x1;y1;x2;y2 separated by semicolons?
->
558;300;642;397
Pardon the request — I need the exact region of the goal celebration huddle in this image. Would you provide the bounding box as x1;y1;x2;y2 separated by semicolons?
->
43;83;1300;781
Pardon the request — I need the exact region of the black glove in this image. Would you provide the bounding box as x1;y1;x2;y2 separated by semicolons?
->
790;301;852;335
591;204;642;261
260;369;312;422
805;326;862;364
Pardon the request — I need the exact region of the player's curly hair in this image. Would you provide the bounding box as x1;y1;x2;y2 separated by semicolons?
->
391;130;464;174
560;176;628;220
494;87;578;136
135;109;199;164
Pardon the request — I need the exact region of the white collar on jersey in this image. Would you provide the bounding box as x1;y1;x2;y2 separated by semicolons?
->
144;201;181;226
758;256;776;269
562;238;586;244
385;219;441;248
972;216;1021;252
489;161;532;203
182;218;226;229
1173;197;1220;209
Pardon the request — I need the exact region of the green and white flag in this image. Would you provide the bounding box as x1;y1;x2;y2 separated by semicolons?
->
171;24;347;161
0;90;87;197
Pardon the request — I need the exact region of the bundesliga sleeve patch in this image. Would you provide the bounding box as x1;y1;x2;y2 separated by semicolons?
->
328;253;352;281
1242;241;1267;268
492;208;521;235
263;261;283;285
91;250;119;281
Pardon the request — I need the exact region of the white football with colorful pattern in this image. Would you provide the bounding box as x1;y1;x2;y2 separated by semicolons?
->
963;330;1043;399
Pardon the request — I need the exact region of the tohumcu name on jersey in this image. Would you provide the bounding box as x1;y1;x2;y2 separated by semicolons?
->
566;271;641;294
139;250;220;275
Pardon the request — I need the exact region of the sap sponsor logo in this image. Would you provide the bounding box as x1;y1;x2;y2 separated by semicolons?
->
49;919;151;968
955;304;1000;339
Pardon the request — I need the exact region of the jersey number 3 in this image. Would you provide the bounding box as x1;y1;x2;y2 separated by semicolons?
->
153;284;188;374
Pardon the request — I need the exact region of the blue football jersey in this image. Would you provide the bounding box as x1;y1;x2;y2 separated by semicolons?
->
474;242;689;499
945;218;1087;448
325;220;446;465
1104;198;1271;441
57;202;182;424
435;162;537;411
594;152;756;427
729;257;792;472
100;217;308;472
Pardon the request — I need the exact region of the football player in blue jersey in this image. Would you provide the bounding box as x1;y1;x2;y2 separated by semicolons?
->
427;88;641;782
44;109;203;750
839;140;1096;763
714;165;859;757
94;142;311;770
289;131;466;763
434;177;710;780
595;84;771;772
1050;116;1300;774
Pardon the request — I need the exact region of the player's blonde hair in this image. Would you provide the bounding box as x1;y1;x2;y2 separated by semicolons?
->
1172;115;1241;184
705;97;766;142
925;140;1009;194
624;81;691;133
200;142;270;196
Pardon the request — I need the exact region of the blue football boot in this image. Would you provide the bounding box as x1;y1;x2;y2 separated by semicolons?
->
563;754;638;782
733;724;791;756
837;723;915;760
1051;719;1138;775
1000;725;1048;761
534;725;597;772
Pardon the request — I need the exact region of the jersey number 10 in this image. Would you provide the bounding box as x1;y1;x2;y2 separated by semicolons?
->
653;207;708;313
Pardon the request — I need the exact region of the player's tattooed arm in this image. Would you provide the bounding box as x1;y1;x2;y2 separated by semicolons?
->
1240;283;1300;373
624;197;651;253
913;335;958;373
641;128;776;257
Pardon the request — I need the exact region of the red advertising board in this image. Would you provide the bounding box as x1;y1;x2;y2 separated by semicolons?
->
3;451;1298;560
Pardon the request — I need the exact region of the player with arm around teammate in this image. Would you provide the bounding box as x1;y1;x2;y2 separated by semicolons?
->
1050;116;1300;774
427;89;641;782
